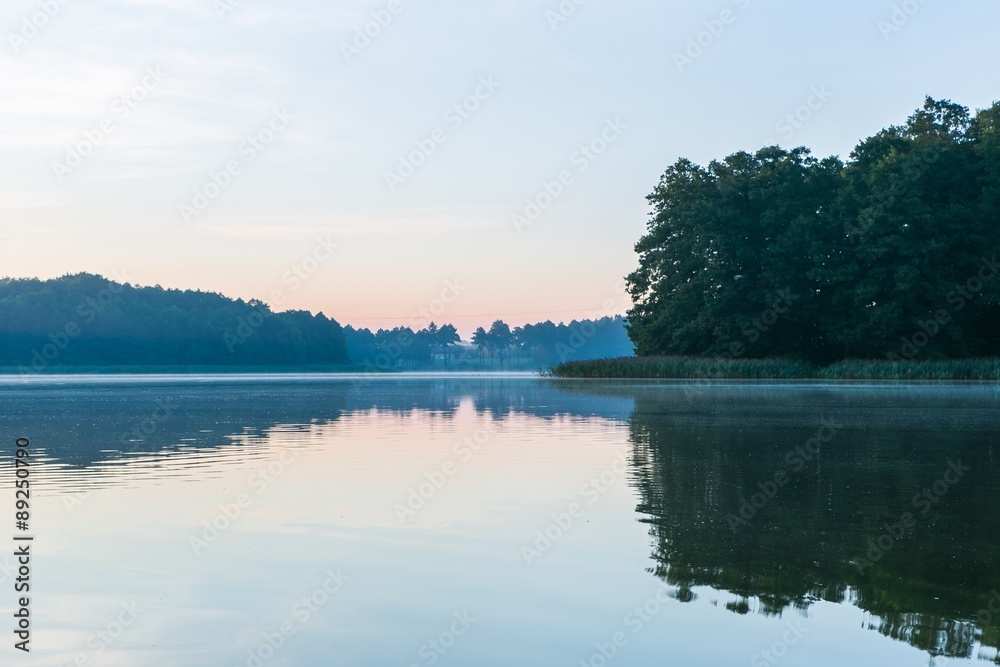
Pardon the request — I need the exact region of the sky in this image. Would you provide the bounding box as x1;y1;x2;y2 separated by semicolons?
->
0;0;998;338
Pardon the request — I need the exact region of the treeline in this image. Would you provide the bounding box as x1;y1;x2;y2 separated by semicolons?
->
0;273;635;373
0;273;350;370
626;98;1000;363
344;316;633;370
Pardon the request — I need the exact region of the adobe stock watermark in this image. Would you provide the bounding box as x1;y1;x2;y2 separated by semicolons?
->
223;236;339;353
214;0;245;19
512;117;627;233
406;612;476;667
976;590;1000;627
887;256;998;361
61;601;145;666
845;144;940;239
0;555;17;587
740;290;797;344
340;0;407;63
553;280;630;363
852;459;970;574
750;618;810;667
393;424;495;523
179;108;294;223
521;452;628;565
763;86;834;145
673;0;754;73
63;399;179;514
578;582;684;667
878;0;932;40
384;76;501;192
361;278;468;372
189;447;300;555
8;0;72;54
223;304;272;354
52;66;168;182
546;0;589;31
726;417;841;533
16;272;129;375
678;289;800;408
236;568;350;667
115;399;179;454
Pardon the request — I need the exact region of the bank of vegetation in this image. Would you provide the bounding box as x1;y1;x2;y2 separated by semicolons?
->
561;98;1000;379
0;273;352;371
550;357;1000;381
0;274;634;373
343;316;633;371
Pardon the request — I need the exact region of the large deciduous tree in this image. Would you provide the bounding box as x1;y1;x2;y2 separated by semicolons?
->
626;98;1000;362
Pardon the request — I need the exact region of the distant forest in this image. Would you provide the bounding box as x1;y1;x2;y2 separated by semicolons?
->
344;316;633;370
626;98;1000;362
0;273;350;370
0;273;633;372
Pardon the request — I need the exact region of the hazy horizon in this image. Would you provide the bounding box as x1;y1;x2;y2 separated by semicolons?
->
1;0;998;338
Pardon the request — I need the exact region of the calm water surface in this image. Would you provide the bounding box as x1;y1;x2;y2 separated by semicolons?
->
1;375;998;666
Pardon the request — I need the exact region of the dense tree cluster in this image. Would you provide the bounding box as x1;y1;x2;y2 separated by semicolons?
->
342;322;461;369
0;273;350;369
626;98;1000;362
509;316;634;366
0;274;634;372
345;316;633;369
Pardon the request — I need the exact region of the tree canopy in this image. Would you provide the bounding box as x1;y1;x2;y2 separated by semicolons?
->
0;273;350;369
626;98;1000;362
344;316;633;370
0;276;635;372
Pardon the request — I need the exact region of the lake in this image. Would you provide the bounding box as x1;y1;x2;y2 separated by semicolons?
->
2;374;999;666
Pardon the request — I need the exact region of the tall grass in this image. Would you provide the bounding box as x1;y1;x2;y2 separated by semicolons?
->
549;356;815;379
549;356;1000;381
818;359;1000;381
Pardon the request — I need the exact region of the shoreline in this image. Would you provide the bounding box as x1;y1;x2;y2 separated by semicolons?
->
0;367;542;380
548;357;1000;381
3;358;1000;382
0;364;545;376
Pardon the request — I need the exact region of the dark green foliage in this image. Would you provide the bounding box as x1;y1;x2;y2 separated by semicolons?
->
342;325;434;369
344;316;634;370
513;316;635;366
551;356;816;379
0;273;350;370
627;98;1000;363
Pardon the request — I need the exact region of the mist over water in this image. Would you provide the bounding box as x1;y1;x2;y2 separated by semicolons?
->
2;375;998;666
